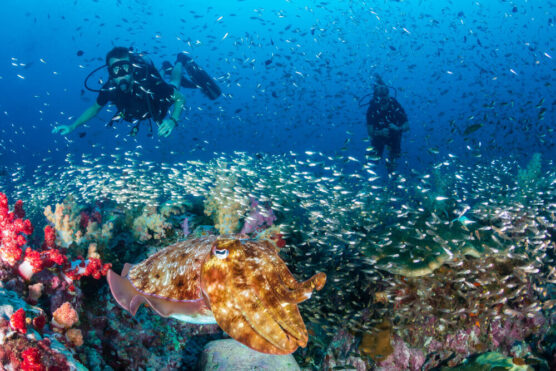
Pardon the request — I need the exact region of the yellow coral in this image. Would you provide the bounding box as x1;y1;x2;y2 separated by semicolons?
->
132;206;172;241
44;195;83;248
203;165;248;235
44;195;113;259
66;328;84;347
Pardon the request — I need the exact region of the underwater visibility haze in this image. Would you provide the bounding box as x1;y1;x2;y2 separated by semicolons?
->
0;0;555;370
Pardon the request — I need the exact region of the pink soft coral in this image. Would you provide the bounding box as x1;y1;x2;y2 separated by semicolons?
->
52;302;79;329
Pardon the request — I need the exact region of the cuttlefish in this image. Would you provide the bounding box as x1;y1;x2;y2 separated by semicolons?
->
107;236;326;354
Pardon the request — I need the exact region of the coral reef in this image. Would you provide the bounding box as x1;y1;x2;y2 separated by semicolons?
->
377;254;549;368
0;287;87;370
0;193;110;368
517;152;542;190
44;195;113;259
241;197;277;234
131;205;172;242
76;287;222;369
203;166;248;235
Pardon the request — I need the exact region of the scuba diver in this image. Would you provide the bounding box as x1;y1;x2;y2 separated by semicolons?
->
365;74;409;174
52;46;221;138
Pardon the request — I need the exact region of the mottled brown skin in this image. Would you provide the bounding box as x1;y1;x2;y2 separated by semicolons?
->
107;236;326;355
127;238;213;301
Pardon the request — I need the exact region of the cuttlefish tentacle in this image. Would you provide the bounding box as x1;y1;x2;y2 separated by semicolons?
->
248;240;326;303
261;240;326;292
229;244;302;351
241;245;307;344
274;271;327;303
234;282;299;352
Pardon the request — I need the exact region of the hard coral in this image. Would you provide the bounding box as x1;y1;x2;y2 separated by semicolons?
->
377;336;425;371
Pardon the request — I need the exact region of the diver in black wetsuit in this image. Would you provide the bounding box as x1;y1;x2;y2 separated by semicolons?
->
365;75;409;173
53;47;221;138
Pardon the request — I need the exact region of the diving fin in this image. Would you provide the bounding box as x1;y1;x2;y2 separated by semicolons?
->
177;53;221;100
180;77;197;89
161;61;173;77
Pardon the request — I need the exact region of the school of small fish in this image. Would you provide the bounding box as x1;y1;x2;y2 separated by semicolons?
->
1;149;554;344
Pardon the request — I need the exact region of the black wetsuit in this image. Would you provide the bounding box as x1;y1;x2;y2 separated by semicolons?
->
366;96;407;163
97;56;175;124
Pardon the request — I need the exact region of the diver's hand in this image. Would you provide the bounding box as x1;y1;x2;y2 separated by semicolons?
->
158;118;177;137
388;123;401;131
52;124;75;135
375;128;390;137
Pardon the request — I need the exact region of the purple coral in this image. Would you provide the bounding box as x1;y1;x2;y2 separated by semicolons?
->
240;198;276;234
377;335;425;371
181;217;190;237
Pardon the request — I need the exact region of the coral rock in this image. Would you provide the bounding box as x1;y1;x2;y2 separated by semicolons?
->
199;339;300;370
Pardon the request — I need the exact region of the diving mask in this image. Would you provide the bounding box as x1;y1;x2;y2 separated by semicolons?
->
109;61;132;78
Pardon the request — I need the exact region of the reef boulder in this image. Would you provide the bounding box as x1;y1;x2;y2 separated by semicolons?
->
199;339;301;370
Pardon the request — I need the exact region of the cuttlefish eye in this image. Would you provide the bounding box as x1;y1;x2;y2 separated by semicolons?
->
214;249;229;259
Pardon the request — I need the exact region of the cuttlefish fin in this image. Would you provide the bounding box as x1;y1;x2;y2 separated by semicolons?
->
107;266;140;315
107;267;211;321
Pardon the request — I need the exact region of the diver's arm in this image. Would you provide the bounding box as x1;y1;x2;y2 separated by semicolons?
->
169;89;185;122
52;103;103;135
72;103;104;130
388;121;409;133
158;89;185;137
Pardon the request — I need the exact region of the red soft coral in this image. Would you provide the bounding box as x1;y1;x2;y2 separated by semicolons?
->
18;248;45;280
84;258;111;280
64;258;111;281
42;225;56;249
0;193;34;266
10;308;27;333
32;314;46;332
20;347;45;371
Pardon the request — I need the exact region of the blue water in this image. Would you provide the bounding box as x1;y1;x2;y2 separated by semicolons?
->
1;0;553;175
